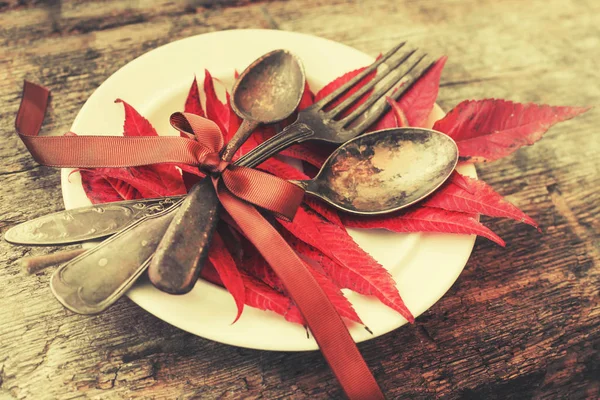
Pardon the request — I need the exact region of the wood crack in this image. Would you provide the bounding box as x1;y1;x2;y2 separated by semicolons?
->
0;165;42;177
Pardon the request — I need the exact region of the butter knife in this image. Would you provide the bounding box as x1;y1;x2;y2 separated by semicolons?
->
3;196;184;245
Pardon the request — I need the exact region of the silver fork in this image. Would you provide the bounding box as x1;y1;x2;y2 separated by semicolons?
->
236;42;434;167
50;42;436;314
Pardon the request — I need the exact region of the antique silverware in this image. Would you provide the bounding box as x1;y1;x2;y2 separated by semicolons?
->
50;42;438;314
50;204;179;314
6;127;457;246
292;127;458;214
4;197;182;245
149;41;436;294
150;49;306;295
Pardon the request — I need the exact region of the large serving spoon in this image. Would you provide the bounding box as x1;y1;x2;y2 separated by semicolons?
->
49;126;457;314
292;127;458;214
148;49;305;295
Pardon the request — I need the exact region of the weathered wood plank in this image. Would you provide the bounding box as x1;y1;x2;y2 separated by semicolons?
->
1;0;598;399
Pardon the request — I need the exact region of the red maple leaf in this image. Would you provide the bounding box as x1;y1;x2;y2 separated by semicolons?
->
203;69;231;137
424;172;539;229
200;263;305;325
80;99;187;203
433;99;590;162
370;56;447;131
207;232;246;323
279;207;414;322
184;76;205;119
342;206;505;246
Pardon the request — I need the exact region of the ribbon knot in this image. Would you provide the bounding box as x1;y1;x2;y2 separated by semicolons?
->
201;152;229;176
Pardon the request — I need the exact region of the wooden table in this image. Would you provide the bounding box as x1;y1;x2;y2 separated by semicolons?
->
1;1;598;398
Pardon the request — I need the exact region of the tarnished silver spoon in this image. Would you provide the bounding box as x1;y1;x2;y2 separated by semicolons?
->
294;127;458;214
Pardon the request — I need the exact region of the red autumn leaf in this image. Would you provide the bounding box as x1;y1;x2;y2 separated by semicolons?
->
203;69;230;135
200;263;304;325
80;171;142;203
207;232;246;323
342;206;505;246
314;66;376;117
432;99;590;162
448;170;474;194
370;108;398;131
226;91;243;143
80;100;188;202
80;166;180;202
241;244;285;292
302;259;364;325
240;271;305;325
279;207;414;322
424;173;539;229
116;99;157;137
199;260;222;285
396;56;447;127
184;76;205;118
303;197;343;227
116;99;187;195
369;56;446;131
241;242;363;324
179;79;206;189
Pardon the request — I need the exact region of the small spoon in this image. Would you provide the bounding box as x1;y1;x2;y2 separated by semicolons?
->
220;49;306;160
294;127;458;214
148;49;306;294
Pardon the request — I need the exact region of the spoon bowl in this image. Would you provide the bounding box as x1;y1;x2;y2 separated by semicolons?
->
302;128;459;215
231;49;305;123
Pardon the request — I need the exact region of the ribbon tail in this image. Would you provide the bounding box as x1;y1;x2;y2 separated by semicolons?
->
14;81;223;169
216;188;384;400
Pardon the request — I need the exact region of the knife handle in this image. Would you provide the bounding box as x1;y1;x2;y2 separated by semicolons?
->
147;178;221;294
50;201;181;314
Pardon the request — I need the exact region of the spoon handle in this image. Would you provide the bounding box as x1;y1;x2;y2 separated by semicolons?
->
147;178;221;294
237;121;314;167
220;119;259;161
50;200;181;314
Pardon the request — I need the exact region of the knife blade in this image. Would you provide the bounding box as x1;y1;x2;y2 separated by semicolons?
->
3;195;184;245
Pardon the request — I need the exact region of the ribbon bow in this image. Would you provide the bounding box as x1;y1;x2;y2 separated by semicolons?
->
14;81;384;400
167;111;305;221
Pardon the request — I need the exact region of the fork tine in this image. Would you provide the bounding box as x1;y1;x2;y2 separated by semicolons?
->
312;41;406;109
325;47;418;120
341;54;435;133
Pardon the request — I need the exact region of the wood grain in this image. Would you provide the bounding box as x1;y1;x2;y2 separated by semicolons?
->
1;0;598;399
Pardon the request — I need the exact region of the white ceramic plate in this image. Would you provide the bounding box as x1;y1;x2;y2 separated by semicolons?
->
61;29;476;351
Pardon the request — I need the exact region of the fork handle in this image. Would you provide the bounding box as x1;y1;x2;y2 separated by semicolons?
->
236;121;314;167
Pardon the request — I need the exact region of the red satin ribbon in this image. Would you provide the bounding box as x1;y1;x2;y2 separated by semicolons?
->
15;81;384;400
